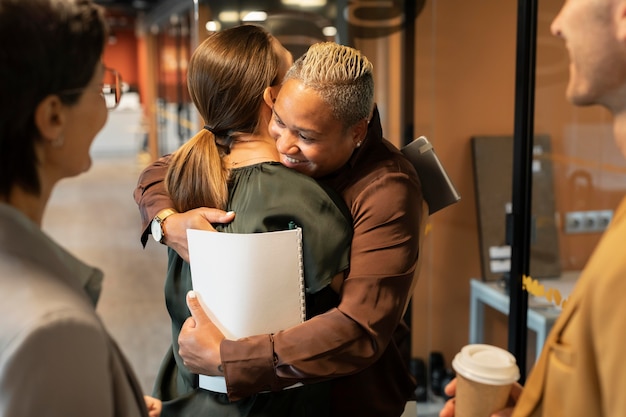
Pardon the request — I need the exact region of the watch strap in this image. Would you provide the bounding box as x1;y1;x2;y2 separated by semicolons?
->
153;208;177;243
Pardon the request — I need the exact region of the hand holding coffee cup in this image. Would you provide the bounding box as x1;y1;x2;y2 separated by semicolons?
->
451;344;520;417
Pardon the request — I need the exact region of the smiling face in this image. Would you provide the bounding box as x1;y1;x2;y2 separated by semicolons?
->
551;0;626;109
268;78;367;178
62;64;109;175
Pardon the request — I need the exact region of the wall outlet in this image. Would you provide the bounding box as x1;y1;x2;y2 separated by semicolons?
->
564;210;613;234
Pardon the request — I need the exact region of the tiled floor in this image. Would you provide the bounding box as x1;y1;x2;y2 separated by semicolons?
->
42;152;171;394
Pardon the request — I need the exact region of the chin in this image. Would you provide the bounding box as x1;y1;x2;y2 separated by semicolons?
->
73;158;93;177
290;165;310;176
82;158;93;173
566;72;608;107
566;84;598;107
569;95;601;108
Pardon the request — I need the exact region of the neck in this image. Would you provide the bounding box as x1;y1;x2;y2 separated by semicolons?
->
3;185;49;226
224;134;280;168
3;157;55;226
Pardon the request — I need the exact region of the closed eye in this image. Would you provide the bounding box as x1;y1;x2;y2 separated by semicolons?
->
299;133;314;142
272;109;285;127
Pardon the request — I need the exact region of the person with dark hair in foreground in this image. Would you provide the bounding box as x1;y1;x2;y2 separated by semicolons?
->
0;0;160;415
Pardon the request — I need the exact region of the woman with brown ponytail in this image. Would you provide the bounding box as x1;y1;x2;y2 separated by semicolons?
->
136;25;352;416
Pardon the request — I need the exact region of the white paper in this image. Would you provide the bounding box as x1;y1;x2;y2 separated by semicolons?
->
187;228;306;393
187;228;306;341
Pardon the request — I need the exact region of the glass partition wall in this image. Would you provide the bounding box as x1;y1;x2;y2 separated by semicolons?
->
133;0;626;411
155;13;194;155
411;0;626;394
133;3;194;159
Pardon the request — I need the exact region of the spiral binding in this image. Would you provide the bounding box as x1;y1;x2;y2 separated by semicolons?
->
295;227;306;322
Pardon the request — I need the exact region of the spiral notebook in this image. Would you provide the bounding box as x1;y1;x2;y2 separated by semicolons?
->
187;228;306;392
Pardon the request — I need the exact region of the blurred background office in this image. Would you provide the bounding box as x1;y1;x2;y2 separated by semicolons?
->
41;0;626;415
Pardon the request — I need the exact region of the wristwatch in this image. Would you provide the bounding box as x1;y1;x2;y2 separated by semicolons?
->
151;208;177;244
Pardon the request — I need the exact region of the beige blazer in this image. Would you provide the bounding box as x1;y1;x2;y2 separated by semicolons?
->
513;197;626;417
0;204;148;417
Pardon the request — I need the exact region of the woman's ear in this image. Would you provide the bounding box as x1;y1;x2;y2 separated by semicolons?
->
263;86;277;108
351;118;369;147
34;95;65;145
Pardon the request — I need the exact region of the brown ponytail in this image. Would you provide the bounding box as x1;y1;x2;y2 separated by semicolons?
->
165;129;229;212
164;25;279;212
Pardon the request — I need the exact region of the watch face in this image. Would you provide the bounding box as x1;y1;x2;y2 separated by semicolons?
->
151;219;162;242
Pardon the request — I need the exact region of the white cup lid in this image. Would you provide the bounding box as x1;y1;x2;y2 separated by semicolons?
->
452;344;520;385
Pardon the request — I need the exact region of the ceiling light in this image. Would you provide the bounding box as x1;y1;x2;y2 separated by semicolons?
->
281;0;326;6
241;11;268;22
205;20;221;32
322;26;337;37
218;10;239;22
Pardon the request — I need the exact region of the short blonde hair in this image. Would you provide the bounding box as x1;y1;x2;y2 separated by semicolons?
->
284;42;374;129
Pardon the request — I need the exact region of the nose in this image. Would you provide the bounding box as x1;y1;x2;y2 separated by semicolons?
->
275;132;298;155
550;9;563;38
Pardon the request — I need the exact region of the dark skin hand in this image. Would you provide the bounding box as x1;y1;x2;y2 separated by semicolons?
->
161;208;235;262
178;291;225;376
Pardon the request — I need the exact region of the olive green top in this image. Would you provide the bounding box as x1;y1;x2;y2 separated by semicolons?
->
156;162;352;407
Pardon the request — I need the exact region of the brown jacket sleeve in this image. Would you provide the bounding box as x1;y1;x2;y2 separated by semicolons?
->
133;154;174;247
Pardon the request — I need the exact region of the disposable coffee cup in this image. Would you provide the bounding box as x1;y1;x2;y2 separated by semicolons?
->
452;344;520;417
